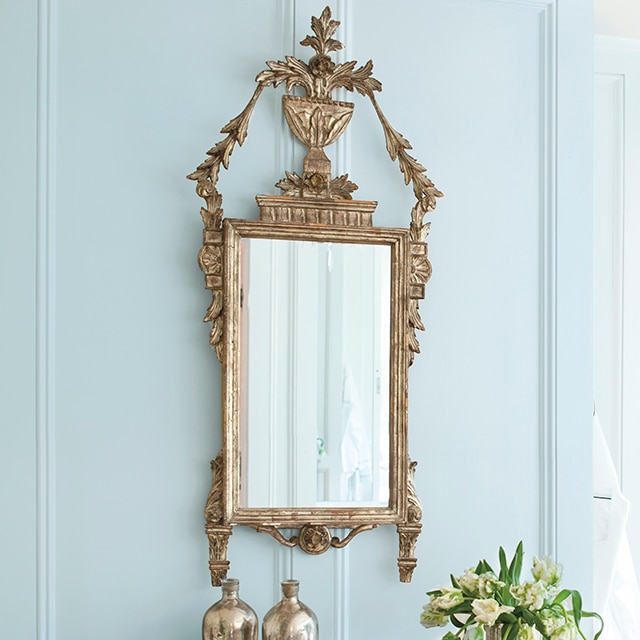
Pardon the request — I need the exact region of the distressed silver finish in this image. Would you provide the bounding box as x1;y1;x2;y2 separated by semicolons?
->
485;625;542;639
202;579;258;640
262;581;318;640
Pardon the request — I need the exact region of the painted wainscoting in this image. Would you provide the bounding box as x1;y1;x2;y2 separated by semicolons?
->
0;1;593;639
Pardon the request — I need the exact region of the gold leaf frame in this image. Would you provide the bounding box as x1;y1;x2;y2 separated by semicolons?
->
188;6;442;585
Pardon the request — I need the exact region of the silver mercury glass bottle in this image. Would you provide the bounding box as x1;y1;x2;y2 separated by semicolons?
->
202;579;258;640
262;580;318;640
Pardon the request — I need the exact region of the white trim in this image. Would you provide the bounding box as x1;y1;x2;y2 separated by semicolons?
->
333;0;352;178
288;243;298;507
536;0;558;562
274;0;296;597
423;0;561;560
486;0;559;561
332;5;351;639
483;0;554;9
272;531;294;596
595;34;640;56
36;0;56;639
276;0;296;180
333;536;349;640
268;246;279;509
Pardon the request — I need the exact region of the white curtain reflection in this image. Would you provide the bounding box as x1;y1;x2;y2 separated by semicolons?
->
340;366;372;501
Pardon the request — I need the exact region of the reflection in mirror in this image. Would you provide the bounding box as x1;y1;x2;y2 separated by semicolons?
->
239;238;391;509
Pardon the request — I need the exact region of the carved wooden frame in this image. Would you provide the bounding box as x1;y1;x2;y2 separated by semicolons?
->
189;7;441;586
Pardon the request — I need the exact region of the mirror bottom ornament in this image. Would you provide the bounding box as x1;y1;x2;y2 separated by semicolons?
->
203;452;423;584
252;524;378;555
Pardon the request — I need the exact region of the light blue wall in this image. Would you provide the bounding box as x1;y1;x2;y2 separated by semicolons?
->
0;1;593;639
1;1;37;638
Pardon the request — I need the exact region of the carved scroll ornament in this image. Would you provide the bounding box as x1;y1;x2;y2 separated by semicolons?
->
188;6;442;362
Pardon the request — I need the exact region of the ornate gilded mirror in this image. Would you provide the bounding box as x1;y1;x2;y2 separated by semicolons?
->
187;7;442;585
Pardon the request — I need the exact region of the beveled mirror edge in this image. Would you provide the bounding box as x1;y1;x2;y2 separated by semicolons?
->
222;220;409;526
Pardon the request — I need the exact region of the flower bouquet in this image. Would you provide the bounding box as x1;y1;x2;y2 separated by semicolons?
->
420;542;603;640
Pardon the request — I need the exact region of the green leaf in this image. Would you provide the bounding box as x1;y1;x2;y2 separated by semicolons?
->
450;615;465;628
551;588;572;605
571;590;583;627
450;574;461;589
477;559;495;575
442;633;458;640
582;611;605;640
499;547;509;582
447;602;473;615
509;541;524;583
503;622;519;640
500;583;515;607
499;612;517;623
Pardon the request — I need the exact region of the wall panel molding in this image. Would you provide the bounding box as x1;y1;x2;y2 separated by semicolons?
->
331;5;351;638
273;0;296;601
333;0;352;177
487;0;559;560
35;0;57;638
535;0;559;562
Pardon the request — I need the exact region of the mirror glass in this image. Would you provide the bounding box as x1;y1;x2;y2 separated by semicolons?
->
238;237;391;508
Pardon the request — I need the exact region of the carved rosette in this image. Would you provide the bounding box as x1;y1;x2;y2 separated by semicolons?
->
298;525;333;554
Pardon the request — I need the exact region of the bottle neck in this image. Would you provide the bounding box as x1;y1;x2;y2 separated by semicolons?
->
221;579;240;600
281;580;300;601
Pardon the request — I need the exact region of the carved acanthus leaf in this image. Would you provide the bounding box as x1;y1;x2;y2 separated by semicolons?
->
204;290;223;323
256;57;316;95
407;459;423;523
275;172;304;196
330;59;382;96
330;174;358;199
409;300;425;333
204;453;224;525
300;7;343;56
210;316;224;361
255;8;381;101
187;83;267;238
